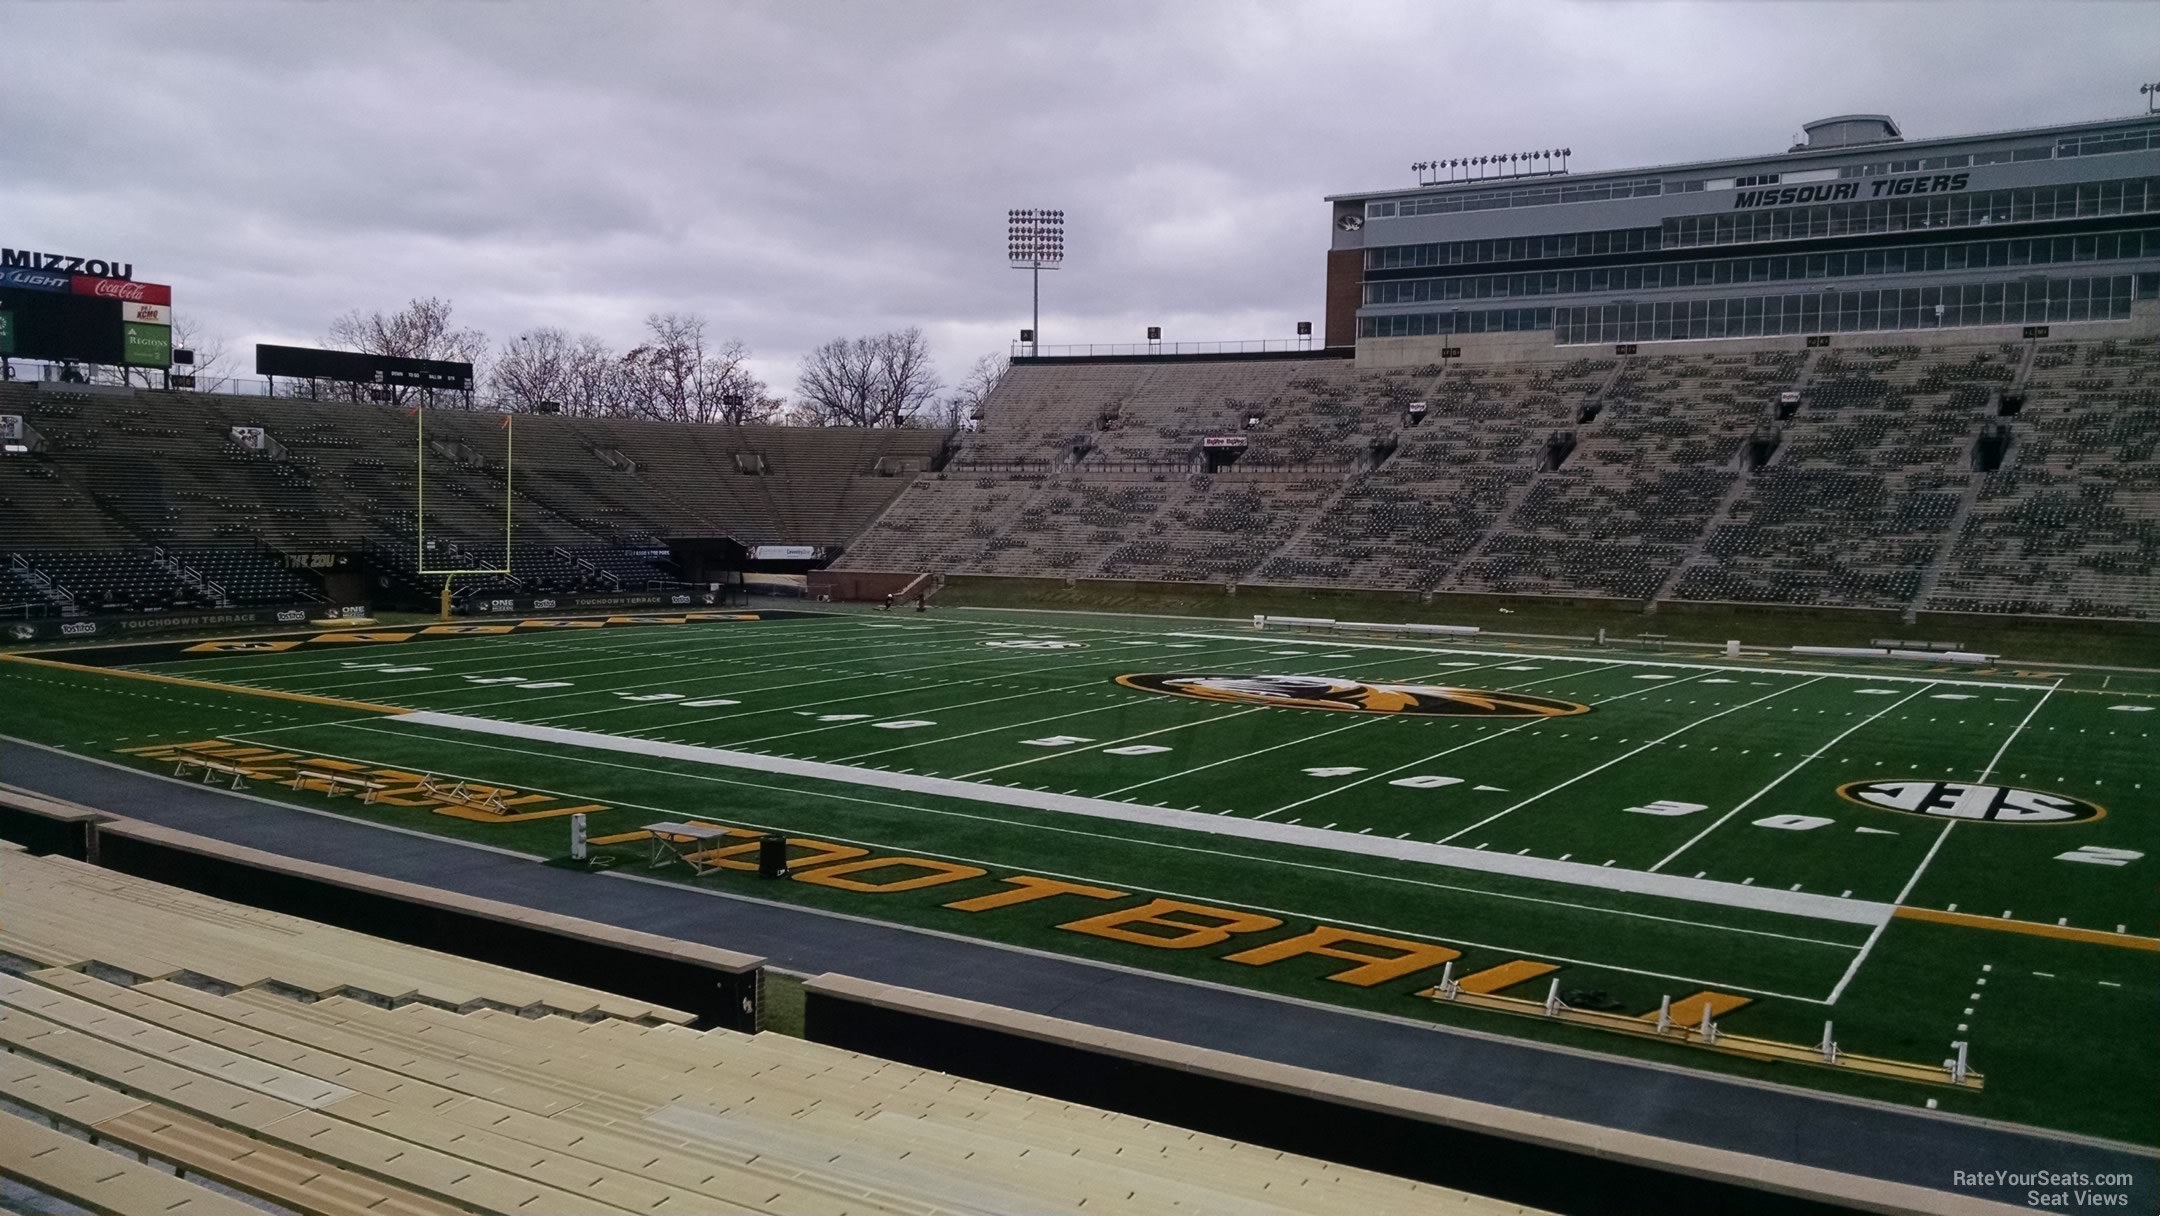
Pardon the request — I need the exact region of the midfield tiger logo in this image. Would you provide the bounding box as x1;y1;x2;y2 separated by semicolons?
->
1114;673;1590;717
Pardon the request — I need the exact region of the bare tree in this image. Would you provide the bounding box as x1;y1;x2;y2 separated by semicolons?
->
794;327;940;427
325;296;490;406
492;326;575;412
926;351;1008;431
618;313;780;425
562;333;633;418
174;317;230;387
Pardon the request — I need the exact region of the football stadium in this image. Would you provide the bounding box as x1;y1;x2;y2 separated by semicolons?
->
3;99;2157;1216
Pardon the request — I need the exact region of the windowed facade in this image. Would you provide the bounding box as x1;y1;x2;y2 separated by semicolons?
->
1366;229;2160;305
1368;227;1661;271
1359;307;1555;339
1548;276;2134;346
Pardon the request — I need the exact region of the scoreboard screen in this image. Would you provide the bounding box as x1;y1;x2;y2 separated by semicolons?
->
0;272;172;368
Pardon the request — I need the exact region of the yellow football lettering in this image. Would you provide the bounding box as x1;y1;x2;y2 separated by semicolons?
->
1059;899;1282;949
1222;926;1460;987
792;857;987;892
692;835;868;873
1641;990;1752;1023
1451;959;1559;994
944;875;1126;912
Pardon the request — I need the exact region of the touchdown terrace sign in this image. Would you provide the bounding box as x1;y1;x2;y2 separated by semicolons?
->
2;247;135;280
1733;172;1971;209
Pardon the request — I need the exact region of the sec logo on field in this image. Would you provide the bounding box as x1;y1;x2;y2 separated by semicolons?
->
982;639;1083;650
1837;779;2104;825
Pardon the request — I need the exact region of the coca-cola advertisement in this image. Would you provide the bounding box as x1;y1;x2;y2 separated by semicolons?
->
71;275;171;305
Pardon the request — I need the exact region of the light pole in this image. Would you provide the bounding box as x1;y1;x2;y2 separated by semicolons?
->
2144;82;2160;115
1008;209;1064;357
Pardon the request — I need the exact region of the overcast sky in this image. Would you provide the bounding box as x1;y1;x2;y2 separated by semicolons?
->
5;0;2156;395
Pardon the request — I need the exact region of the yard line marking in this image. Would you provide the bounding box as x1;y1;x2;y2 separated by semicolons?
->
833;643;1391;764
1826;677;2067;1005
1165;633;2049;691
389;709;1891;928
1102;717;1373;796
508;634;1171;722
957;709;1272;778
720;637;1299;747
1650;681;1934;873
153;612;872;682
0;654;412;715
1432;672;1805;844
476;632;1061;715
1979;676;2061;782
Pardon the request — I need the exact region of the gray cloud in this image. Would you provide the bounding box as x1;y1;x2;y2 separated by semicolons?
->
4;0;2154;394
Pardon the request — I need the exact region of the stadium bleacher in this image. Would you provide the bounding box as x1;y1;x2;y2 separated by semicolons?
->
0;844;1505;1216
0;384;948;615
838;336;2160;620
5;333;2156;623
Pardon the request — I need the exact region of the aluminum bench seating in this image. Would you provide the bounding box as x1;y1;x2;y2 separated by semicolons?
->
0;1050;464;1216
0;1107;269;1216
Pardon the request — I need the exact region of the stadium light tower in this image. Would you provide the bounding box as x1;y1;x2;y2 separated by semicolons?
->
1007;209;1064;357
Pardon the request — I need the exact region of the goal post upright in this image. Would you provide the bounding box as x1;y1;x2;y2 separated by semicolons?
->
413;404;515;621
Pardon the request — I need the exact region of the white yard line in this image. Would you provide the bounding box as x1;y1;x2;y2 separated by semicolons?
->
1255;662;1655;820
1647;681;1936;873
386;709;1893;929
274;617;893;690
717;638;1299;746
1978;677;2061;782
1435;674;1822;845
1104;717;1377;797
957;709;1274;778
332;625;1000;701
1166;632;2052;690
477;633;1091;718
1824;676;2065;1005
134;612;865;678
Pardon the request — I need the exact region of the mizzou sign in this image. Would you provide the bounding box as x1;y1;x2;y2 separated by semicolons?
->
1114;673;1590;718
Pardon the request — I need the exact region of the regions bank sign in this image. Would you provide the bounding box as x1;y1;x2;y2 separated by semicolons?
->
1734;172;1971;209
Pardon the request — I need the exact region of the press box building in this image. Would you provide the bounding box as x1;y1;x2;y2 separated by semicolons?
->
1324;112;2160;359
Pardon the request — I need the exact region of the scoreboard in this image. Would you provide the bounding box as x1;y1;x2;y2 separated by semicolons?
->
0;265;172;369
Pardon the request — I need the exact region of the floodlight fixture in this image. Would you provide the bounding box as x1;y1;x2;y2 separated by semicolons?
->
1008;208;1065;357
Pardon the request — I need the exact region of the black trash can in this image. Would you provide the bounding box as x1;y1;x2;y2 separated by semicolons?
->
757;834;789;879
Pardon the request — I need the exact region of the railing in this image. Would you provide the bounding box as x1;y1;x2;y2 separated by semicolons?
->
1011;340;1328;358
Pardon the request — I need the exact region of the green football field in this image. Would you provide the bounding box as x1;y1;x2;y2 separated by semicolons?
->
4;607;2155;1144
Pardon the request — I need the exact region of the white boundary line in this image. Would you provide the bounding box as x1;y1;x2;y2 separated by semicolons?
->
388;709;1893;928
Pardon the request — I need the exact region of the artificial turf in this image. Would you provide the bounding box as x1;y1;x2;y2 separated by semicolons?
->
3;605;2153;1143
